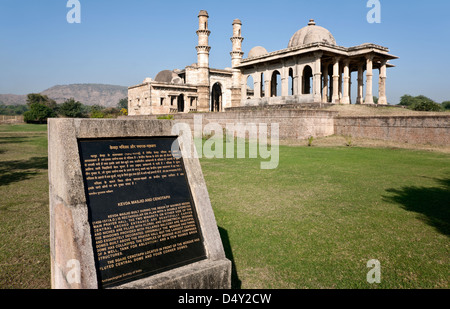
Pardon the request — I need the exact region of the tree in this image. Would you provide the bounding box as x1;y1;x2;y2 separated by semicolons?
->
412;101;442;112
89;105;106;118
102;107;121;118
23;102;56;123
58;98;87;118
25;93;59;120
0;104;28;115
441;101;450;110
399;94;440;111
26;93;58;110
399;94;417;107
117;98;128;110
87;105;121;118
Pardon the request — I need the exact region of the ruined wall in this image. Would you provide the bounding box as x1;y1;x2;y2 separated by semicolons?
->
127;109;337;140
335;115;450;146
125;111;450;146
0;115;24;124
128;83;152;116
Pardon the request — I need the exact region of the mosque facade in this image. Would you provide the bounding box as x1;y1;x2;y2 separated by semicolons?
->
128;10;397;116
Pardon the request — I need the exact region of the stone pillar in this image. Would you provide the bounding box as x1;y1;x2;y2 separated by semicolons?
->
241;76;247;102
349;73;352;104
328;70;333;102
322;64;328;103
264;71;271;98
364;54;374;104
254;72;261;98
293;59;299;96
332;57;340;103
341;59;350;104
378;60;387;105
230;19;244;108
356;64;364;104
281;66;289;97
313;52;323;103
196;10;211;112
296;62;303;97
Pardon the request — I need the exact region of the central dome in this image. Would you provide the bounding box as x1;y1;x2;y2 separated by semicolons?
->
288;19;336;48
248;46;268;58
154;70;183;84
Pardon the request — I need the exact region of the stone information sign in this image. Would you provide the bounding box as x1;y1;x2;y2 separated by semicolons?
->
78;137;206;288
49;119;230;289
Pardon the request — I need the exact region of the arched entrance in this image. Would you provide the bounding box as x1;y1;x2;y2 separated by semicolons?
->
289;68;294;95
270;70;281;97
302;65;313;94
177;94;184;112
247;75;254;99
211;82;222;112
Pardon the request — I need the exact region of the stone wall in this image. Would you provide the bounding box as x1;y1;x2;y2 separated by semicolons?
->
127;109;337;140
0;115;24;124
335;115;450;146
125;110;450;146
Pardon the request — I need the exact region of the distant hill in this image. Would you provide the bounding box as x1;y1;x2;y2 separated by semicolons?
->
0;84;128;107
0;94;27;106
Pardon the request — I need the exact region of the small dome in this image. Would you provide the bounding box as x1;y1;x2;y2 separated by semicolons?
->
288;19;336;48
248;46;268;58
154;70;183;84
198;10;208;17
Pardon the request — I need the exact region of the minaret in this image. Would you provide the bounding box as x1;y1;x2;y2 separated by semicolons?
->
230;19;244;107
230;19;244;68
196;10;211;112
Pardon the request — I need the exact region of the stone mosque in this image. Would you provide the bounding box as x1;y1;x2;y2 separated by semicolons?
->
128;10;397;116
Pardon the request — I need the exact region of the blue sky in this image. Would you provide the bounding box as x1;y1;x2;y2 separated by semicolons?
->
0;0;449;104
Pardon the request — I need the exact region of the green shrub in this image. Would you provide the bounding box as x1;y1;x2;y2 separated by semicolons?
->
90;111;105;118
440;101;450;110
58;98;87;118
0;104;28;115
412;101;442;112
157;115;174;120
23;103;56;123
344;135;353;147
399;94;443;111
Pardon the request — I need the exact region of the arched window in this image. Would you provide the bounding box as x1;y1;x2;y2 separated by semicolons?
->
327;64;333;102
247;75;254;99
211;83;222;112
177;94;184;112
260;73;265;97
302;66;313;94
289;68;294;96
271;70;281;97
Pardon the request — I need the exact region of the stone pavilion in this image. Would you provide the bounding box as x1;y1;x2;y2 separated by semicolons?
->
128;10;397;116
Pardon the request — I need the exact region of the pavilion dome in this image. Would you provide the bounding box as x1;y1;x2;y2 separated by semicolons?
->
248;46;268;58
154;70;183;84
288;19;336;48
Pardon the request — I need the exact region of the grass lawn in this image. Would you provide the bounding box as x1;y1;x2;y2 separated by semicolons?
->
202;142;450;289
0;123;448;289
0;124;49;288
